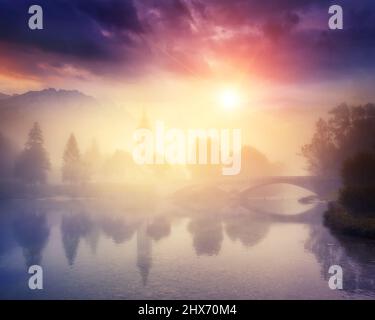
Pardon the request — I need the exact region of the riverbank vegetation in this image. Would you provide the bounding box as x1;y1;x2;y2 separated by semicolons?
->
302;103;375;177
303;103;375;238
324;152;375;238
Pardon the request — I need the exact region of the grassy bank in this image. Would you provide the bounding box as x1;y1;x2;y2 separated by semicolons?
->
324;203;375;238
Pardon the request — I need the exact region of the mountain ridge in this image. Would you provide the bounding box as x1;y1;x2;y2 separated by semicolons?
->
0;88;98;111
0;92;11;100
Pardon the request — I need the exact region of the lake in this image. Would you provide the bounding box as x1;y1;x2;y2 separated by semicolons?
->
0;184;374;299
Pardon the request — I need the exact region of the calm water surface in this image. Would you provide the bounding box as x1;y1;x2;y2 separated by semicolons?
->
0;184;374;299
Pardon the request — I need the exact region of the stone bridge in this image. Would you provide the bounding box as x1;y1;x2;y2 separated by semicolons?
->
239;176;341;198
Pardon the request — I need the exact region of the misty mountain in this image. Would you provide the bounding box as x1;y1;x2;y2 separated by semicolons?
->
0;88;101;126
0;88;103;150
0;88;130;166
0;93;10;100
0;88;98;113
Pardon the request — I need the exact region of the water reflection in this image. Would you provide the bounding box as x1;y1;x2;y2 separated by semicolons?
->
0;198;274;278
137;223;152;285
225;215;270;248
85;223;100;255
147;216;171;242
0;184;374;298
0;197;314;273
306;221;375;297
61;212;92;266
188;216;223;256
12;201;50;267
100;215;138;244
0;202;17;258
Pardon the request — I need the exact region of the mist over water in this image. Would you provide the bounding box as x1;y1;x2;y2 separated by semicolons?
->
0;184;374;300
0;0;375;303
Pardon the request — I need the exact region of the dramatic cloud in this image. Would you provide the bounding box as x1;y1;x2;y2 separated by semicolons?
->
0;0;374;83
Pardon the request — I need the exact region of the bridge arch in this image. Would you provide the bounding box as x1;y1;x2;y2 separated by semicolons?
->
240;182;319;198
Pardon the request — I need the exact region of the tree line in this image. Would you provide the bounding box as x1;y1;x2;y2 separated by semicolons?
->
302;103;375;177
304;103;375;234
0;122;95;185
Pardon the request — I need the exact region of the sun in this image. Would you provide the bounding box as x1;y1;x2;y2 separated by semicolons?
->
218;88;241;110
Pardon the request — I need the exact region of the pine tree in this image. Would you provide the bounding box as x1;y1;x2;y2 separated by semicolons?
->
62;134;86;184
14;122;51;184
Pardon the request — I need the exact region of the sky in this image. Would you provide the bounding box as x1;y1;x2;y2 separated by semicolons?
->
0;0;374;91
0;0;375;173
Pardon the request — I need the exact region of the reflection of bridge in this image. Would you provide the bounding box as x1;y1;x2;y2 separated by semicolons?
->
244;202;327;224
173;176;341;199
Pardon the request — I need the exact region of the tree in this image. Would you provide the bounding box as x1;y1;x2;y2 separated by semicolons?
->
302;103;375;176
62;134;87;184
240;145;282;177
339;152;375;215
14;122;50;184
301;118;338;176
341;152;375;188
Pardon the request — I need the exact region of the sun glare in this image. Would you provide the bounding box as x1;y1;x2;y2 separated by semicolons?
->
218;88;241;110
